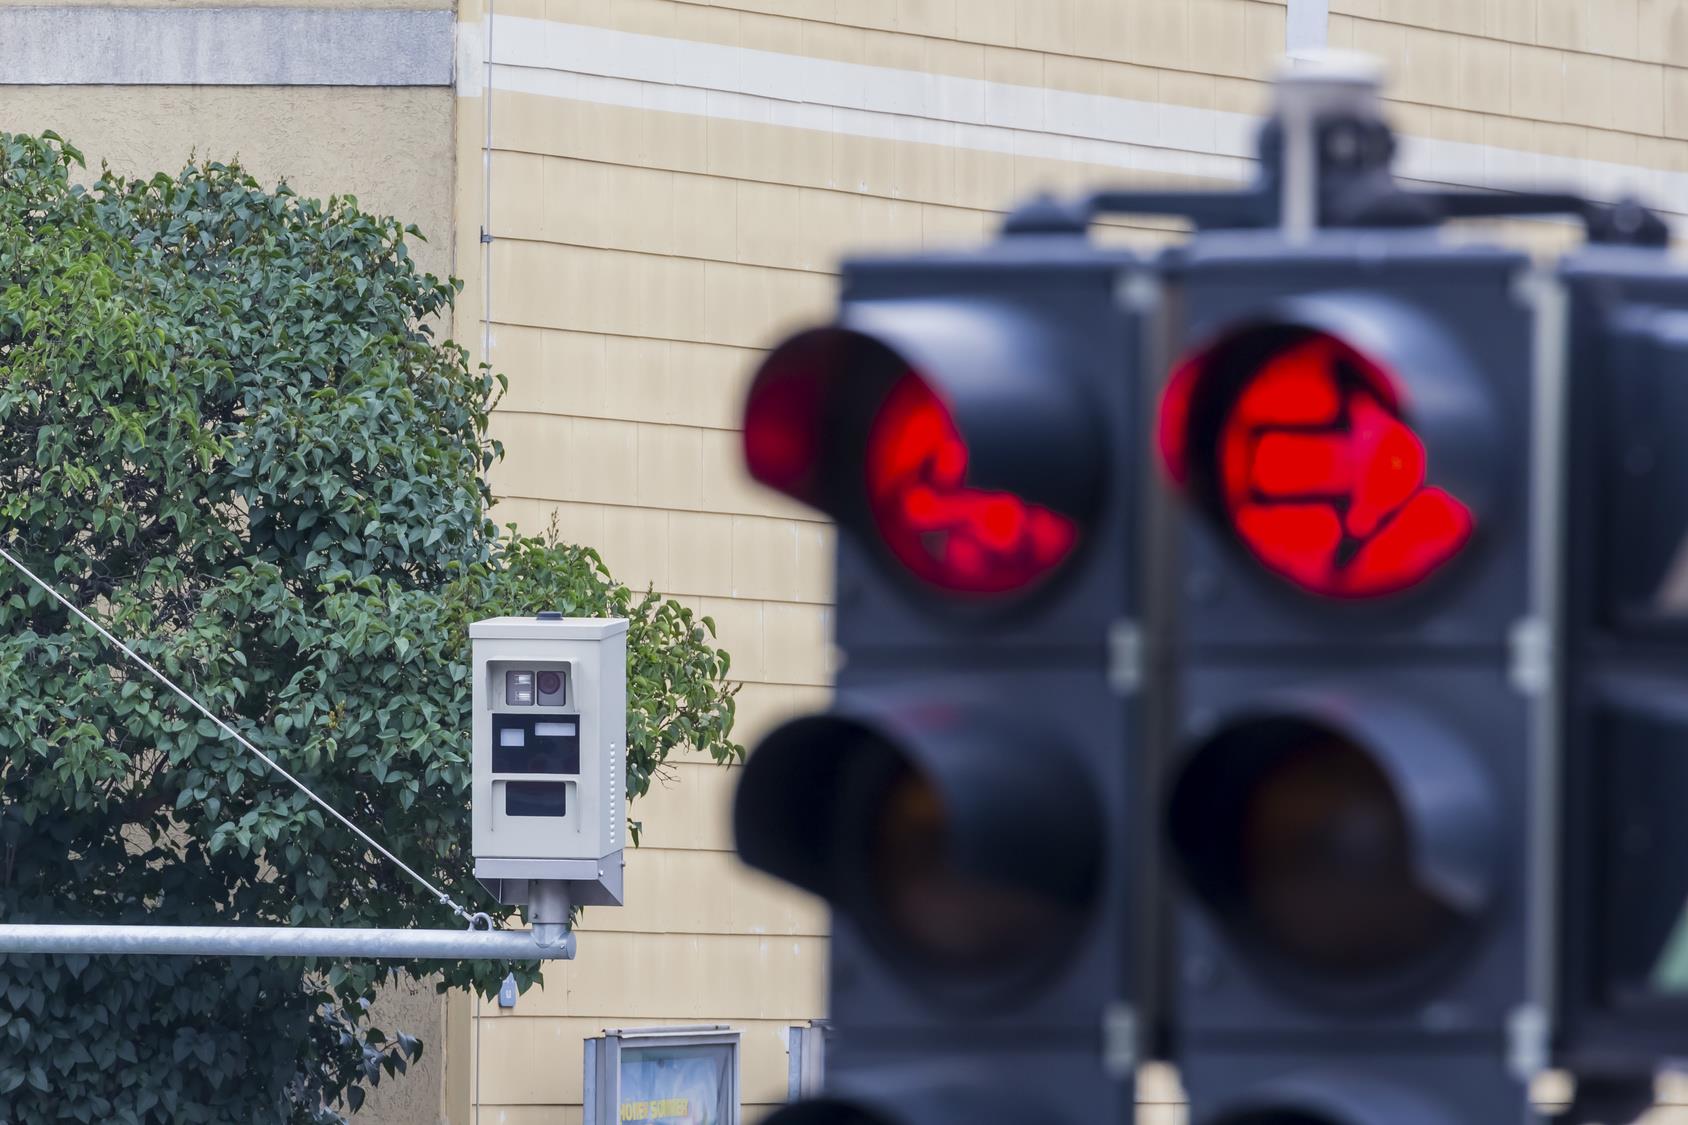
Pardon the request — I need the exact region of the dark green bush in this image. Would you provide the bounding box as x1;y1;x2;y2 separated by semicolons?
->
0;132;740;1123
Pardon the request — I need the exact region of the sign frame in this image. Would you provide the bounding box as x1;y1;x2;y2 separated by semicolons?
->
584;1025;742;1125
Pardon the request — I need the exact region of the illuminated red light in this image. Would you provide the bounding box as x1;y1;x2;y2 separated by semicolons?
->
1204;333;1473;598
866;373;1077;594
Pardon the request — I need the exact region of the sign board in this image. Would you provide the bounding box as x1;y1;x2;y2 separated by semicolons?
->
584;1025;740;1125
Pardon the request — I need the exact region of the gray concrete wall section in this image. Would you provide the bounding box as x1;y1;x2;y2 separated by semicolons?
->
0;6;455;85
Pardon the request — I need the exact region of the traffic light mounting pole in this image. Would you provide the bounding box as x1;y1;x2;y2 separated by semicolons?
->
1003;54;1668;248
0;923;578;960
0;550;619;963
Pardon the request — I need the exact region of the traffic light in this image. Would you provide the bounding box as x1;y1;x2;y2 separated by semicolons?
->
733;244;1155;1123
727;51;1685;1125
1155;240;1543;1122
1554;250;1688;1096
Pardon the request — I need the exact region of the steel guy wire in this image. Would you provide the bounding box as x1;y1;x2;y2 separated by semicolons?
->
0;540;479;927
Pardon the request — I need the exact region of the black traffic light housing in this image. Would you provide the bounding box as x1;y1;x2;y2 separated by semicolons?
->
1179;1050;1530;1125
1554;249;1688;1081
736;240;1158;1125
1147;72;1551;1124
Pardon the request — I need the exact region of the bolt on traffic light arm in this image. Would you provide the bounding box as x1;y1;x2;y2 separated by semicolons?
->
1003;51;1669;248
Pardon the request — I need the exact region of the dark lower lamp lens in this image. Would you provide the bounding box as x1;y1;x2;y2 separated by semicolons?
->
1171;717;1463;981
734;709;1101;988
1240;734;1454;974
867;762;1087;972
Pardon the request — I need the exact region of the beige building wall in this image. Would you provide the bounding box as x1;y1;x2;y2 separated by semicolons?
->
1333;0;1688;173
452;0;1688;1122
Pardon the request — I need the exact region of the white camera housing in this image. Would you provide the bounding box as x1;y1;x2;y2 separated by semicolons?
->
471;615;627;908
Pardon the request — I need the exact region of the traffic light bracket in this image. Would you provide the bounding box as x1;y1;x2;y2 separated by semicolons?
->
1003;54;1667;250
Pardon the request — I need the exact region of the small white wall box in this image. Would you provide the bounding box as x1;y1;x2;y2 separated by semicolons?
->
471;614;628;930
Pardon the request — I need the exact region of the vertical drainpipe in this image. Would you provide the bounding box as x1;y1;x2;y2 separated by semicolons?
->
481;0;496;374
1286;0;1331;59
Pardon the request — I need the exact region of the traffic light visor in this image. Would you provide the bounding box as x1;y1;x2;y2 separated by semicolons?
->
1162;322;1477;599
1202;1074;1454;1125
1169;700;1497;996
743;309;1101;598
761;1105;894;1125
734;705;1102;984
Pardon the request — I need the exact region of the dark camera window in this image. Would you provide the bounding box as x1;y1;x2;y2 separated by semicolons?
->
505;782;567;818
492;714;581;774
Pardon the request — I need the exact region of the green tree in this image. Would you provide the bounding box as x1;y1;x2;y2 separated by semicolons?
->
0;132;740;1123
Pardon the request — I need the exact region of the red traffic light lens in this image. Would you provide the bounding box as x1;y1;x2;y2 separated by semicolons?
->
865;372;1077;595
1172;331;1474;599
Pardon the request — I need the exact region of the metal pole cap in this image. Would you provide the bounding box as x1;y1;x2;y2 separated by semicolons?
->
1273;49;1386;115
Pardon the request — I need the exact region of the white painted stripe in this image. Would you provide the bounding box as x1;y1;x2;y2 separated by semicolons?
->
481;16;1688;223
492;62;1255;186
490;17;1255;160
457;16;487;97
0;7;454;86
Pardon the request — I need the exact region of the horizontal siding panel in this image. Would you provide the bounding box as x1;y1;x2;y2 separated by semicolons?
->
511;934;828;1022
585;845;828;936
489;325;757;432
488;88;1236;215
488;238;835;350
488;421;820;525
542;0;1287;80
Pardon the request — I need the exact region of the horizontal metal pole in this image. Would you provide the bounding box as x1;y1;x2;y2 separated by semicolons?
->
0;924;575;960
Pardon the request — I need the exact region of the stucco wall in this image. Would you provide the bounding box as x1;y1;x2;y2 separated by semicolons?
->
0;85;456;282
355;976;451;1125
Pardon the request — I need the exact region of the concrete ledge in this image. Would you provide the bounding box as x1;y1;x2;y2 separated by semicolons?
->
0;6;454;86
